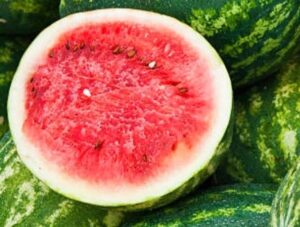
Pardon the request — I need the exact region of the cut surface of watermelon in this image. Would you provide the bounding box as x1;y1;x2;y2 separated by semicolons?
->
8;9;232;208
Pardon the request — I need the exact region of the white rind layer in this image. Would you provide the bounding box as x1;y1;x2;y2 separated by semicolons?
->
8;8;232;206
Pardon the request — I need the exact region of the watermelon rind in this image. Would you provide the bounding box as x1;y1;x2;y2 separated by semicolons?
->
7;9;233;210
122;184;277;226
271;160;300;227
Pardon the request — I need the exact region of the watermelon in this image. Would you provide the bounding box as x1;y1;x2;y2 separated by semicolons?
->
0;132;124;227
122;184;277;226
0;36;31;139
271;160;300;227
7;9;233;210
214;51;300;184
0;0;59;34
59;0;300;88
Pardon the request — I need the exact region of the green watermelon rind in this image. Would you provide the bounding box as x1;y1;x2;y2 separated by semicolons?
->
271;160;300;227
122;183;277;226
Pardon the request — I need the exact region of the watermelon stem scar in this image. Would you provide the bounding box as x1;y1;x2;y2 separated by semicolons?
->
8;9;232;210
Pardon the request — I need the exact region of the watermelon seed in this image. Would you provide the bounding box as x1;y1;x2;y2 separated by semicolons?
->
73;44;79;52
94;140;104;150
178;87;188;94
148;61;157;69
80;41;85;49
30;77;34;83
48;50;54;58
31;87;37;97
83;88;91;97
127;49;136;58
112;45;122;54
142;154;148;162
171;143;177;151
65;41;70;50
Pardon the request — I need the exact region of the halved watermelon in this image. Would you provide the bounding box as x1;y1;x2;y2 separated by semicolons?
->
8;9;233;210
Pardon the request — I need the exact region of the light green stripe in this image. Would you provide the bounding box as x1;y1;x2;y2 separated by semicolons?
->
9;1;43;14
0;159;20;195
0;70;14;85
257;121;280;182
234;4;300;80
190;0;257;37
44;200;74;226
226;1;292;64
244;203;271;213
0;45;13;63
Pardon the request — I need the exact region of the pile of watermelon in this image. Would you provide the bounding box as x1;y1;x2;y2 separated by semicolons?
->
0;0;299;226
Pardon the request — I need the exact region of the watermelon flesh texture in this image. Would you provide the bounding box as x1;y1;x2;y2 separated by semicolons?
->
24;23;214;185
8;9;232;209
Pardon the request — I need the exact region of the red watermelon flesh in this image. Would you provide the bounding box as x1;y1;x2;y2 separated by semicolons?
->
24;22;214;185
8;9;232;208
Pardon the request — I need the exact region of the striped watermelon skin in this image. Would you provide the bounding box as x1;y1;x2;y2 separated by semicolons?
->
271;160;300;227
59;0;300;88
214;52;300;184
122;184;277;227
0;132;124;227
0;0;59;34
0;36;31;139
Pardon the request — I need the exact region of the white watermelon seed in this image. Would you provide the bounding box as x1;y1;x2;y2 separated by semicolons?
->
148;61;157;69
83;89;91;97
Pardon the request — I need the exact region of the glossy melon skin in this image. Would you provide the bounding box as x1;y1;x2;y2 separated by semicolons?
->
214;52;300;184
122;184;277;227
0;133;124;227
0;0;59;34
271;160;300;227
0;36;31;139
59;0;300;88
